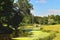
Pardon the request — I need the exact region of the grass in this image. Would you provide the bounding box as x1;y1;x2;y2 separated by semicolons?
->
12;24;60;40
41;25;60;32
12;31;50;40
12;37;35;40
30;31;50;38
41;24;60;40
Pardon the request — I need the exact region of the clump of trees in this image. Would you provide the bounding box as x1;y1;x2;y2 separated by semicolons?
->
0;0;33;40
33;15;60;25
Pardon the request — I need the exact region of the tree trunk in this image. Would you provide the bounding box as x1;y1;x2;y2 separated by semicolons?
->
0;34;11;40
14;28;20;37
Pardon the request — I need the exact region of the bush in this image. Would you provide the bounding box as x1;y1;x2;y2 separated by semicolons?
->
51;23;56;25
19;23;26;26
40;28;43;30
19;23;33;26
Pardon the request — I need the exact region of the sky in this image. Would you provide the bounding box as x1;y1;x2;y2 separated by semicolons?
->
14;0;60;16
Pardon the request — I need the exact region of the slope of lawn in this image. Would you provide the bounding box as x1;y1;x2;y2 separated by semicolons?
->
53;33;60;40
41;25;60;32
12;37;35;40
12;31;50;40
41;25;60;40
12;25;60;40
30;31;50;38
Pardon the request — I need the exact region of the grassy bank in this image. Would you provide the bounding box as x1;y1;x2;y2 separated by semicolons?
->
41;25;60;40
12;24;60;40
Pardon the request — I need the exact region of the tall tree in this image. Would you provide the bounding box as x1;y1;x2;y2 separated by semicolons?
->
17;0;33;16
0;0;33;38
0;0;14;34
11;0;33;37
0;0;14;40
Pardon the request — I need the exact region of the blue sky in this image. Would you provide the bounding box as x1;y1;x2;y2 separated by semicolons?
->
14;0;60;16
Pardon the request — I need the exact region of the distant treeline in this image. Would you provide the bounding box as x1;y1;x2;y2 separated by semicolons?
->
33;15;60;25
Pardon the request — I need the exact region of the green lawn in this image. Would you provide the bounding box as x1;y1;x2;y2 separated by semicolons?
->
12;31;50;40
12;24;60;40
41;25;60;40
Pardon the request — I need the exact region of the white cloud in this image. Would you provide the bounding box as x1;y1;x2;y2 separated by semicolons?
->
48;9;60;13
31;9;60;16
39;9;60;16
46;9;60;15
35;0;47;3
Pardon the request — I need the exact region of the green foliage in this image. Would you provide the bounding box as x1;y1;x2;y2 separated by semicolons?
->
34;16;48;24
34;16;43;24
22;16;30;23
17;0;33;16
34;15;60;25
0;0;14;34
19;23;27;26
0;0;33;38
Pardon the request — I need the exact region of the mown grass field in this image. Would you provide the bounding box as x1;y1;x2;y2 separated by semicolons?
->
41;25;60;32
41;24;60;40
12;31;50;40
12;24;60;40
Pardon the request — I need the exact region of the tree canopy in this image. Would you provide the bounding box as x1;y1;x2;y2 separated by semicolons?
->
0;0;33;37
